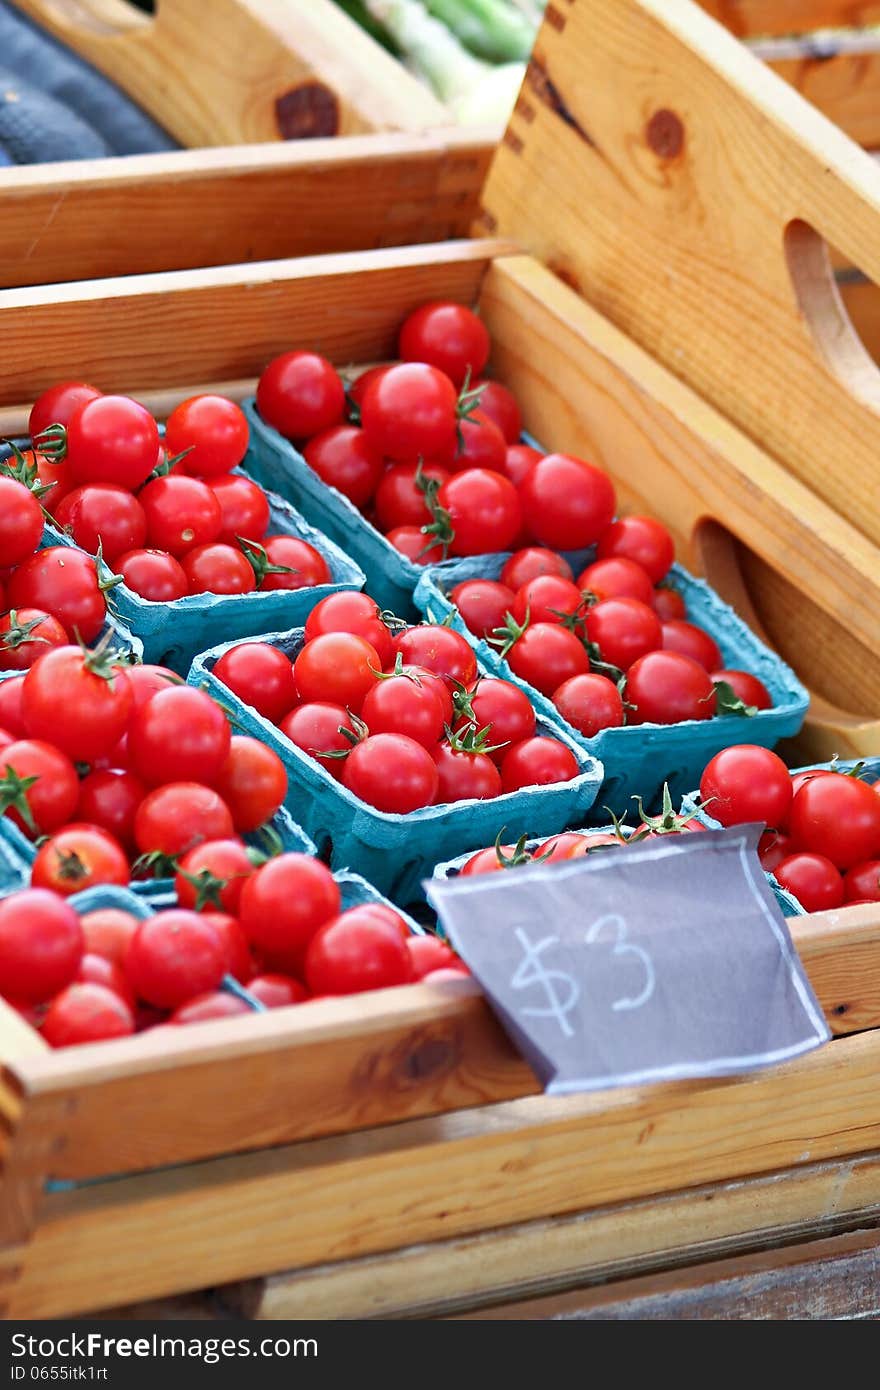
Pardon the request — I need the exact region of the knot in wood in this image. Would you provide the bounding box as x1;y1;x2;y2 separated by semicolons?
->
275;83;340;140
646;108;684;159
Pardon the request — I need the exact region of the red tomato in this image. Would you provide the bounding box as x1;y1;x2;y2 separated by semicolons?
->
699;746;792;829
758;828;797;873
126;911;226;1009
53;484;147;564
406;934;463;979
361;363;459;464
81;907;140;966
31;824;129;896
462;678;535;761
398;301;490;386
501;444;541;489
774;854;844;913
597;515;674;584
303;425;384;508
347;365;390;411
8;547;106;643
133;783;234;859
375;462;449;532
29;448;75;516
207;474;270;544
787;768;836;809
585;598;662;672
500;737;579;792
171;992;250;1024
511;575;585;627
0;609;68;672
438;468;522;556
434;742;502;803
393;624;477;689
472;380;522;444
386;527;445;566
447;412;507;474
256;352;345;440
256;536;331;591
0;477;44;567
505;623;590;696
294;632;380;712
42;983;134;1046
788;773;880;870
450;579;516;638
352;902;411;942
578;557;654;606
711;669;772;711
0;888;83;1002
139;475;222;556
343;734;439;812
460;846;512;875
305;593;395;667
247;974;309;1008
201;912;255;983
175;839;255;914
164;395;249;477
23;645;133;762
280;703;358;779
239;854;340;974
77;951;136;1007
518;454;616;550
652;586;687;621
361;671;445;748
552;672;624;736
182;543;256;595
29;381;101;439
500;547;573;590
76;769;145;852
661;620;722;672
125;663;182;709
542;832;597;861
0;739;79;835
213;735;287;831
397;665;453;725
844;861;880;903
66;396;159;491
214;642;297;723
115;548;188;601
305;909;414;996
0;678;26;737
128;685;231;787
625;651;716;725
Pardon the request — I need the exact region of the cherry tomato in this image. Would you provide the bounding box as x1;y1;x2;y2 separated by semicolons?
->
347;365;391;414
133;783;234;859
29;381;101;439
115;548;188;601
140;475;222;556
511;575;585;627
375;462;449;532
294;633;379;713
625;651;716;725
171;992;250;1024
447;412;507;474
0;739;79;836
438;468;522;556
788;773;880;870
128;685;231;787
361;363;459;464
343;734;439;812
164;395;249;477
0;888;83;1002
23;645;133;762
597;515;674;584
462;677;535;761
552;672;624;736
246;974;309;1007
207;474;270;544
460;846;512;875
711;669;772;711
406;935;464;979
542;832;600;861
126;911;226;1009
578;556;654;606
257;536;331;592
125;663;182;709
175;839;255;915
239;854;341;974
29;449;74;516
661;620;722;672
393;625;477;689
652;586;687;621
586;598;662;672
505;622;590;696
305;593;396;667
450;579;516;638
53;484;147;564
472;379;522;444
78;768;148;854
385;527;445;566
0;679;26;738
500;737;579;792
77;952;136;1008
786;768;836;810
501;443;541;489
66;395;159;491
361;670;445;748
305;907;414;996
0;609;68;672
42;983;134;1047
500;548;572;591
214;735;286;831
201;912;255;983
81;907;140;966
0;477;44;567
280;703;357;779
214;642;297;723
182;543;256;595
257;352;345;440
699;745;792;829
398;301;490;386
758;828;797;873
31;824;128;896
774;853;844;913
434;742;502;803
518;454;616;550
396;665;453;725
8;547;106;644
303;425;384;508
844;861;880;903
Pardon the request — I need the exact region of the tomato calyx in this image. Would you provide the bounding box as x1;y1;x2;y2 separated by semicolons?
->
318;712;369;762
0;610;51;653
0;765;40;834
377;608;408;637
147;444;194;482
490;830;554;871
552;595;594;637
31;422;67;463
131;848;180;880
414;461;453;560
177;865;238;912
78;628;129;685
713;679;757;718
629;783;694;837
488;607;529;660
0;441;55;503
583;639;624;685
245;822;284;867
371;652;425;685
55;848;89;886
454;367;485;444
237;537;297;587
444;721;507;757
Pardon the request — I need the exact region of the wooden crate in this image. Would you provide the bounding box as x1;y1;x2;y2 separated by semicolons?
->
0;234;878;1316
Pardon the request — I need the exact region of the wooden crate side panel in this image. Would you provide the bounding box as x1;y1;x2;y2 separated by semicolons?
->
763;48;880;150
697;2;880;38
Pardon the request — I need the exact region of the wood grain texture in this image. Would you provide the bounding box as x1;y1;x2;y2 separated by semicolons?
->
12;1027;880;1317
11;0;446;144
227;1151;880;1318
697;1;880;37
0;132;494;288
480;0;880;548
479;256;880;732
762;46;880;150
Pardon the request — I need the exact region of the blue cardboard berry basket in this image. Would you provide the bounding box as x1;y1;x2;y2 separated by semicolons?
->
413;559;808;816
189;626;604;904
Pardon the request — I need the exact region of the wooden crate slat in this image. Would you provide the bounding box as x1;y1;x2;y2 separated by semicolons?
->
697;1;880;38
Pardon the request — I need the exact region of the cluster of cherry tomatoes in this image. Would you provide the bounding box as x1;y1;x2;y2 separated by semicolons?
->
214;591;582;814
0;851;467;1048
255;301;618;563
8;380;331;599
699;747;880;912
